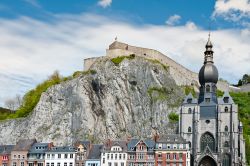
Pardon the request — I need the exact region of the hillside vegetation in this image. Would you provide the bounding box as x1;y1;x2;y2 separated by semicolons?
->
0;70;96;121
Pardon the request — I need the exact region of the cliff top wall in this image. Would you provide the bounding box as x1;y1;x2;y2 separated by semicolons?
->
84;40;230;92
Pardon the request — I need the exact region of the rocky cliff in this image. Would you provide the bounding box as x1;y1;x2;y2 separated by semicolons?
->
0;56;184;145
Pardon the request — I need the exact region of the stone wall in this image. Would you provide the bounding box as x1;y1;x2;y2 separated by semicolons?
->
84;41;229;91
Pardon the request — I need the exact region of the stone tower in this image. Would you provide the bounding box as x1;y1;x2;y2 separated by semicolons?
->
179;36;246;166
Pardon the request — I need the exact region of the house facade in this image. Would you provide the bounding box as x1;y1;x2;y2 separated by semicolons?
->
127;139;155;166
154;135;190;166
85;145;103;166
74;141;91;166
11;139;37;166
0;145;14;166
101;140;127;166
45;146;76;166
27;143;53;166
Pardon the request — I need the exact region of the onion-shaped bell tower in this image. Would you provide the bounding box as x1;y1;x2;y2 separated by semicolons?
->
198;35;219;104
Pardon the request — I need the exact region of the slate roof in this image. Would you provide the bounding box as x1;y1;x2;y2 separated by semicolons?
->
103;140;127;152
183;93;198;105
13;139;37;151
0;145;14;155
47;146;75;153
156;135;187;144
127;139;155;150
29;143;49;154
218;91;234;104
87;144;103;160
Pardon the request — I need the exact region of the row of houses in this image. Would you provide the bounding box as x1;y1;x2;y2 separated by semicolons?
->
0;135;191;166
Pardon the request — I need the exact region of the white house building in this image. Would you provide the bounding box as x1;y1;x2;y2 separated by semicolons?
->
45;146;76;166
101;140;127;166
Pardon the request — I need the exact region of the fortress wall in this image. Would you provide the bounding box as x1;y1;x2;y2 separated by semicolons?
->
84;57;100;71
108;44;198;86
84;42;229;91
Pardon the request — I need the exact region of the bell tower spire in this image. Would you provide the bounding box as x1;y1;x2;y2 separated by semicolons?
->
204;33;214;64
198;34;219;104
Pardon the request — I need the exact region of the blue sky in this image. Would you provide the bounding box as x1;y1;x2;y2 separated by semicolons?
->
0;0;250;107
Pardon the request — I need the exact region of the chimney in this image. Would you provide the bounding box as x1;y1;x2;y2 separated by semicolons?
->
48;142;54;150
153;133;160;142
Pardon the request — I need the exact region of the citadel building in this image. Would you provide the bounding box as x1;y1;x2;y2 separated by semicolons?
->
179;36;246;166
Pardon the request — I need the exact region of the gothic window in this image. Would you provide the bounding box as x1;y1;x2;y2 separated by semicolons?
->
224;141;229;147
206;85;210;92
188;127;192;133
222;154;230;166
200;132;215;152
225;126;228;132
225;107;228;112
188;108;192;114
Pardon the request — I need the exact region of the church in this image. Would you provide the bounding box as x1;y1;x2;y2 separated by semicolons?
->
179;36;246;166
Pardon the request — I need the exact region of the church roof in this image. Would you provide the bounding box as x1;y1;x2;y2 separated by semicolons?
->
218;91;234;104
183;93;198;104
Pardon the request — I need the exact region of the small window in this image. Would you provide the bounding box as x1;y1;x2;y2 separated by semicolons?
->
206;85;210;92
205;98;210;103
224;97;229;103
188;108;192;114
205;120;210;124
225;126;228;132
224;141;229;147
187;98;192;104
188;127;192;133
225;107;229;112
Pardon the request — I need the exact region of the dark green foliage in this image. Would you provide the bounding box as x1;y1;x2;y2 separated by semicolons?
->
0;107;12;120
236;74;250;86
168;112;179;122
229;92;250;164
111;54;135;66
216;90;224;97
183;86;196;97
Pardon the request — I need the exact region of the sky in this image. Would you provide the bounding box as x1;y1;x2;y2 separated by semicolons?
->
0;0;250;106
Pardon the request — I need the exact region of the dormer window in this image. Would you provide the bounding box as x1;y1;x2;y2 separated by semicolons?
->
223;97;229;103
187;98;192;104
205;98;210;103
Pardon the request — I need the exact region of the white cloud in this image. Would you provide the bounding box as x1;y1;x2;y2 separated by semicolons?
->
213;0;250;21
165;14;181;26
98;0;112;8
24;0;41;8
0;13;250;106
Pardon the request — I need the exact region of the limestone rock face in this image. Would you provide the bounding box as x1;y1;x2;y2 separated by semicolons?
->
0;56;184;145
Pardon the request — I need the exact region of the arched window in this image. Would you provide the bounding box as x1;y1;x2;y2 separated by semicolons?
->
188;108;192;114
206;85;210;92
224;141;229;147
200;132;215;152
225;107;228;112
225;126;228;132
222;154;230;166
188;127;192;133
